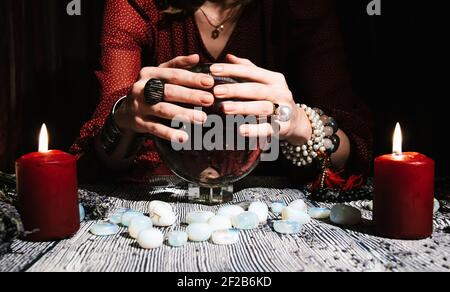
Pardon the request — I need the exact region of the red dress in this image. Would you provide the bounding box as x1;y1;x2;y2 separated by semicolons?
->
70;0;373;182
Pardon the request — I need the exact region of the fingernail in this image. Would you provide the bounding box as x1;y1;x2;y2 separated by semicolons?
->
221;102;235;112
201;77;214;87
214;86;228;96
194;112;207;124
201;95;213;105
210;64;224;73
176;134;187;143
239;125;249;135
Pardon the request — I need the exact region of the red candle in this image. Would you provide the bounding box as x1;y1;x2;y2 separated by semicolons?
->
374;123;435;239
15;124;79;242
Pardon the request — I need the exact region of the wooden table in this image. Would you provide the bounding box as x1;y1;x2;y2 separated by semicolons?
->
1;176;449;272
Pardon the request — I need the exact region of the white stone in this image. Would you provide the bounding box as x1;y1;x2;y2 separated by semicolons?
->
128;216;153;239
270;201;286;215
248;202;269;223
273;220;302;234
149;200;173;213
232;211;260;230
308;207;331;220
289;199;308;212
366;201;374;211
137;228;164;249
90;222;119;237
186;211;215;224
79;204;85;222
281;207;311;225
167;231;188;247
434;199;440;214
217;205;245;221
121;211;144;227
211;229;240;245
208;215;232;232
150;203;177;227
187;223;212;242
330;204;362;226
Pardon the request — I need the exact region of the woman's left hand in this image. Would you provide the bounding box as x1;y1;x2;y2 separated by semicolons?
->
210;54;312;146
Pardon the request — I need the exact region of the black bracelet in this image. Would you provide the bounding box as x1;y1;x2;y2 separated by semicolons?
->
100;96;148;157
100;97;127;155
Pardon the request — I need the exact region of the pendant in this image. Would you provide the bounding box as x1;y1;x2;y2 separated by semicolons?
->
211;25;224;40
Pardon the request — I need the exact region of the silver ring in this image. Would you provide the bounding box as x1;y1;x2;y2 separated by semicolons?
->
144;79;165;105
273;104;293;122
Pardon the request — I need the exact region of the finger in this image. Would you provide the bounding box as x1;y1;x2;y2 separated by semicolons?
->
221;101;274;116
147;102;207;125
136;117;189;143
159;54;200;69
165;84;214;106
239;123;274;138
214;82;276;101
225;54;256;67
209;63;284;85
140;67;214;89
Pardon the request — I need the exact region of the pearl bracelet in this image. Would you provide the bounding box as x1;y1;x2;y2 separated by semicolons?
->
281;104;339;166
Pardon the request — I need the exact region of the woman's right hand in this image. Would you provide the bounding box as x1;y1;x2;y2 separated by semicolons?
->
114;54;215;143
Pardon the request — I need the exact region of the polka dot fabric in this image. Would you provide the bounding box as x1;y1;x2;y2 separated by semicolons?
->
70;0;373;181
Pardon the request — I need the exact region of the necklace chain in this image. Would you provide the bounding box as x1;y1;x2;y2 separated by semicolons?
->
199;7;238;40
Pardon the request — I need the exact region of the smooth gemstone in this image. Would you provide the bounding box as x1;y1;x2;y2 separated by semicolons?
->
128;216;153;239
149;200;173;213
330;204;362;226
211;229;240;245
217;205;245;221
308;207;331;220
109;213;123;224
282;207;311;225
232;211;259;230
271;201;286;215
323;138;333;150
289;199;308;212
150;203;177;227
248;202;269;223
121;211;144;227
90;222;119;236
273;220;302;234
327;117;339;133
236;201;251;210
277;105;293;122
208;215;232;232
186;211;215;224
434;199;440;214
187;223;212;242
324;126;334;137
320;115;330;124
79;204;85;222
167;231;188;247
137;228;164;249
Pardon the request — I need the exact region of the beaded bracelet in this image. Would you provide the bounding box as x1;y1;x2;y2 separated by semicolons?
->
280;104;340;167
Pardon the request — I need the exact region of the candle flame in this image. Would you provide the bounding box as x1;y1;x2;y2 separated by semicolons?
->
38;124;49;153
393;123;402;155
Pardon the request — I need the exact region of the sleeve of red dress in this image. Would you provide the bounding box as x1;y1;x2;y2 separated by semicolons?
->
69;0;167;180
288;0;374;176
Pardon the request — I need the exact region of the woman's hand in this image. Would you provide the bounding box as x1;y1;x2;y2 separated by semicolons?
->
114;54;215;143
210;54;312;146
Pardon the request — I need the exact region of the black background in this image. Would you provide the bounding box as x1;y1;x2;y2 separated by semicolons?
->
0;0;448;175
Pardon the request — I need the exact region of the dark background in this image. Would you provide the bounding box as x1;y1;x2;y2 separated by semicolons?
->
0;0;448;175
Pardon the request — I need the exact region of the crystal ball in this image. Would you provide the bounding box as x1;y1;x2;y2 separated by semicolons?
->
152;64;263;188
